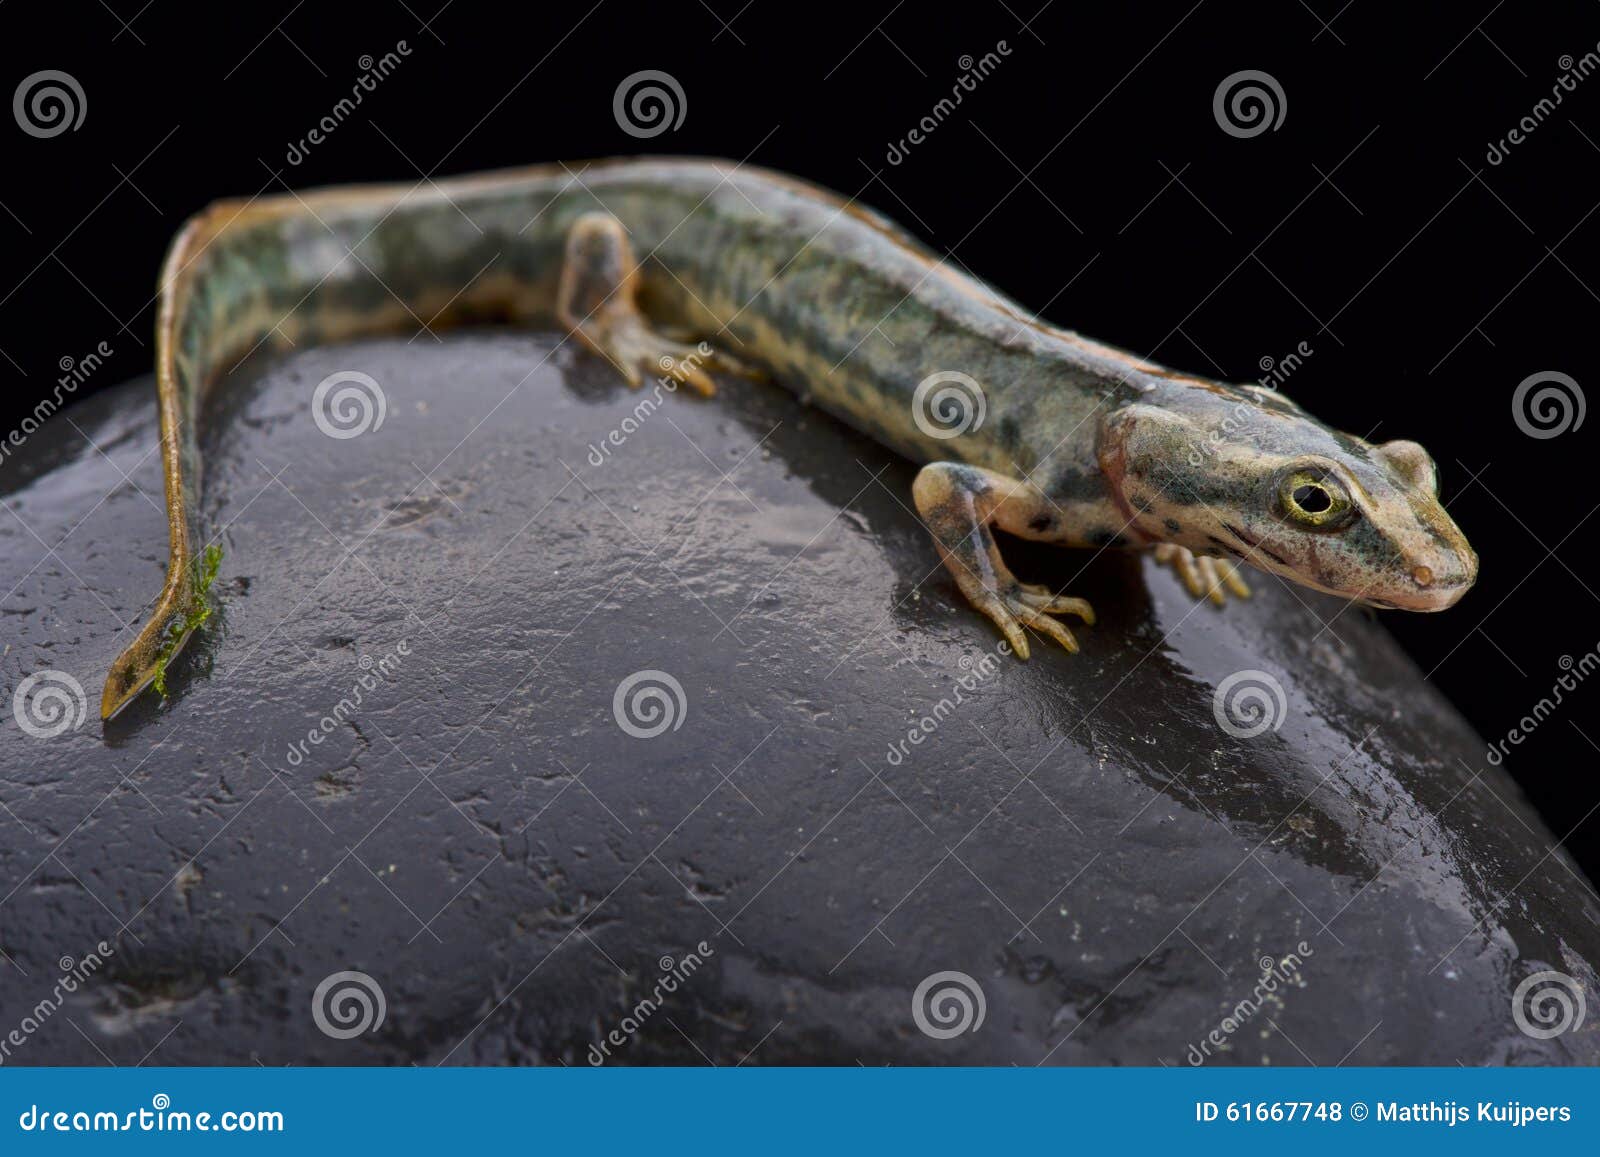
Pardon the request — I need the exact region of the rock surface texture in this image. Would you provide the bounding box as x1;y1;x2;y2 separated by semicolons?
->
2;332;1597;1065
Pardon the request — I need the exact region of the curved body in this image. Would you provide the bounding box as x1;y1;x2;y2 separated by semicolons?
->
104;158;1477;717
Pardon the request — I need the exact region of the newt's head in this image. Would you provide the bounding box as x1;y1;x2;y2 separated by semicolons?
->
1100;388;1477;610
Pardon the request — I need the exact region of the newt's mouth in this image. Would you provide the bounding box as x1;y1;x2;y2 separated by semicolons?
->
1218;523;1478;612
1368;563;1477;612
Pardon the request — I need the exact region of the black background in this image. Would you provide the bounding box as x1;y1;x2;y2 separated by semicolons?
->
3;2;1597;877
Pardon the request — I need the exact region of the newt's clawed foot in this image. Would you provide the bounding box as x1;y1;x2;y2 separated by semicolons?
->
977;583;1096;659
569;314;746;397
557;211;759;397
912;461;1095;660
1152;543;1251;605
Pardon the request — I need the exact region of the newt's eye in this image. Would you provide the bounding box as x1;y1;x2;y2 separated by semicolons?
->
1277;469;1354;529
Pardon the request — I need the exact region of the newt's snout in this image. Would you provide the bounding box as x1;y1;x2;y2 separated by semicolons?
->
1388;538;1478;611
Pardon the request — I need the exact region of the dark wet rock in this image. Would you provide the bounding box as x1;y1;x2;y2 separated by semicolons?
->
2;331;1598;1066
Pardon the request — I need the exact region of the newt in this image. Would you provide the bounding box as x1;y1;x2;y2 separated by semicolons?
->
102;157;1478;718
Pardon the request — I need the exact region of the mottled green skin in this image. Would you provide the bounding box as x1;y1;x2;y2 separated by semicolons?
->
183;159;1131;475
106;157;1477;716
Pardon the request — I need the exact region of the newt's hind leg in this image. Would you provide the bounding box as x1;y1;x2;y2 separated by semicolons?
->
912;463;1094;659
557;212;757;396
1151;543;1251;606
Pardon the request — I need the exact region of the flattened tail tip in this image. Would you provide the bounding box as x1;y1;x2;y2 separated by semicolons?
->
101;581;210;719
100;659;155;720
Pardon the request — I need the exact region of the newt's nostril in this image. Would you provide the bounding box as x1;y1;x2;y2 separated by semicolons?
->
1412;565;1434;588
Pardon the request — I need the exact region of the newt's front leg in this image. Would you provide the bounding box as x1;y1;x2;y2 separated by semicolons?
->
1150;543;1251;606
911;463;1094;658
